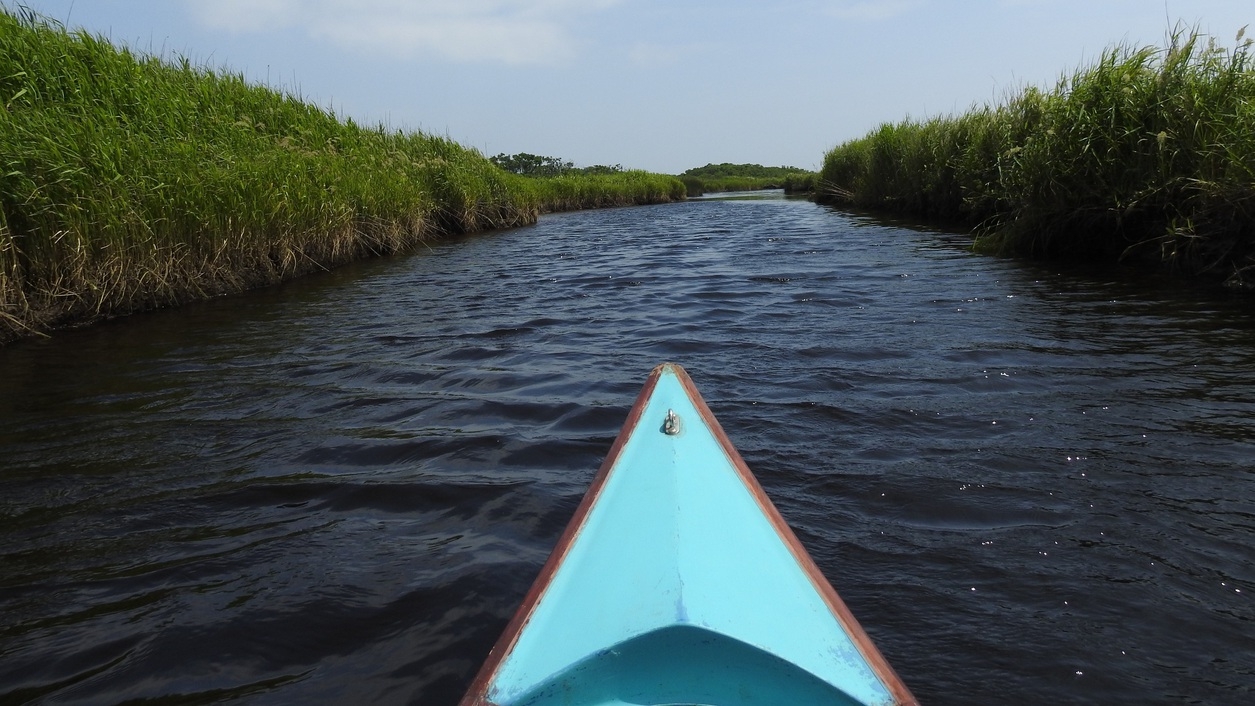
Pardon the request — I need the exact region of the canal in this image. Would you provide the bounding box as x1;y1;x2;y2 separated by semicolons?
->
1;192;1252;704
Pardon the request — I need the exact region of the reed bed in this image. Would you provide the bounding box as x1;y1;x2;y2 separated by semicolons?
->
819;29;1255;284
679;164;815;197
530;171;687;212
682;175;774;195
0;8;682;343
682;174;817;196
781;172;816;194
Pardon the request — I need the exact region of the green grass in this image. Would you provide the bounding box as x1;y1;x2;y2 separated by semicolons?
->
0;7;683;343
530;171;687;211
679;163;816;196
818;29;1255;284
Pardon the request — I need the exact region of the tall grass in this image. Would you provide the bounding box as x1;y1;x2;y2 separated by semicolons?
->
819;29;1255;284
680;174;816;196
530;171;686;212
0;7;682;343
679;164;816;196
683;175;780;195
781;172;816;194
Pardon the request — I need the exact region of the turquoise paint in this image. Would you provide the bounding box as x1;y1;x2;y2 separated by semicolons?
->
509;625;868;706
485;366;896;706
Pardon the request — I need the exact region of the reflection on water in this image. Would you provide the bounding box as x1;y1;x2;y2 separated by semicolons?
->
1;194;1253;705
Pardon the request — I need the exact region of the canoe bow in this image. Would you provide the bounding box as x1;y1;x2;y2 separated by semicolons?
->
460;363;918;706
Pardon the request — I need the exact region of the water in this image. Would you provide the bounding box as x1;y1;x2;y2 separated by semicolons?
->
1;192;1252;704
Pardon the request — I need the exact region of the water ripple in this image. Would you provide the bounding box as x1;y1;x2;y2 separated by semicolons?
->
2;195;1254;704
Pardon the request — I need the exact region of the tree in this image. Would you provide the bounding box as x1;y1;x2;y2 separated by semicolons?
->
490;152;574;177
578;164;623;175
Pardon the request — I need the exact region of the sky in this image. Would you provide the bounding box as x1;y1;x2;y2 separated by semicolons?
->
9;0;1253;173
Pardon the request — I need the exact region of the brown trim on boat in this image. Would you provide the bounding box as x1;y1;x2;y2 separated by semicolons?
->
670;363;920;706
457;365;665;706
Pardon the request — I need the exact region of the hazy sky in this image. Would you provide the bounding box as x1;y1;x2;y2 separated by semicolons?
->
11;1;1253;173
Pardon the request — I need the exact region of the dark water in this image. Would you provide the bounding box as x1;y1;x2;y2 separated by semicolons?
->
2;192;1253;705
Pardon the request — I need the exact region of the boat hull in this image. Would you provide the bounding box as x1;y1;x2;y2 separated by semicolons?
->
460;363;917;706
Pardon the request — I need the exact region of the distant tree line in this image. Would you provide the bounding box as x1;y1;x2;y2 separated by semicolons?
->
486;155;815;196
680;163;810;179
678;163;816;196
490;152;624;177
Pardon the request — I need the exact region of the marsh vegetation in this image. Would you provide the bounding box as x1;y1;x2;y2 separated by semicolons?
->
0;8;682;343
679;163;816;196
489;152;686;211
819;29;1255;285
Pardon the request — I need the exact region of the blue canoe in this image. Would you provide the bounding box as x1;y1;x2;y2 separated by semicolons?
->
460;363;918;706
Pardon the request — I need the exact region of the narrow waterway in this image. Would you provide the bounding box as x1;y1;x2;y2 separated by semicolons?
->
1;192;1252;705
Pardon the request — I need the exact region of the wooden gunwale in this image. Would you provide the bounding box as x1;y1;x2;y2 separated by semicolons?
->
459;363;918;706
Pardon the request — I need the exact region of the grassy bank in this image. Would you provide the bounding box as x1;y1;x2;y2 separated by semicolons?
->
487;152;686;209
532;171;686;212
680;163;816;196
0;8;682;344
819;30;1255;285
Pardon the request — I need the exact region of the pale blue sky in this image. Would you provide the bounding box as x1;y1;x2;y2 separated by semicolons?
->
11;1;1253;173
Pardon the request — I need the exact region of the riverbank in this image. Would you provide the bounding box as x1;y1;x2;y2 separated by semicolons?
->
817;30;1255;286
531;171;686;212
679;163;816;196
0;8;683;344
